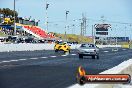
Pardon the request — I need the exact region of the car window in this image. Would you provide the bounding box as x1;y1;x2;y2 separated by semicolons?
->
89;44;95;47
58;42;65;45
81;44;95;48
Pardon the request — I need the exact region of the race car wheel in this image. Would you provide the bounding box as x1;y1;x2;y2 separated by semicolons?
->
79;54;83;59
79;76;86;85
55;49;58;52
69;50;70;53
92;55;95;59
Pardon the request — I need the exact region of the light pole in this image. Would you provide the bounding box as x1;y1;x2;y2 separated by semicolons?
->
115;25;118;47
124;26;127;42
92;25;96;44
110;28;112;45
45;2;49;32
72;24;75;34
14;0;16;36
64;10;69;41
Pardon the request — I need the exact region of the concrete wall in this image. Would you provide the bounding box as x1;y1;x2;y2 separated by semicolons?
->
97;45;121;48
69;59;132;88
0;43;54;52
0;43;122;52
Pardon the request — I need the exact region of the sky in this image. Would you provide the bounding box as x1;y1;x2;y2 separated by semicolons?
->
0;0;132;39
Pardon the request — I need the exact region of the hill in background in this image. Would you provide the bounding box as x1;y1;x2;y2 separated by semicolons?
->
54;33;93;43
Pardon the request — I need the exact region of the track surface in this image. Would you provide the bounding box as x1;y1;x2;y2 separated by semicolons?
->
0;48;132;88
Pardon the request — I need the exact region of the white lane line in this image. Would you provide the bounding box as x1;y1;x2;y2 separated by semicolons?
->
104;51;109;52
41;57;48;59
30;58;39;60
50;56;57;58
71;54;77;55
2;61;11;63
0;59;27;64
10;60;19;62
122;49;126;50
19;59;27;61
113;50;118;52
61;55;67;56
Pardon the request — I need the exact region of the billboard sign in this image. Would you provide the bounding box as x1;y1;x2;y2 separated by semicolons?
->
95;24;111;35
95;24;111;31
96;32;108;35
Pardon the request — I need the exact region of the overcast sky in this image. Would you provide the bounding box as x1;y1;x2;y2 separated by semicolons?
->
0;0;132;38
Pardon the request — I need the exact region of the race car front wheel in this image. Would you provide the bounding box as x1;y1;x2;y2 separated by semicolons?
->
55;49;58;52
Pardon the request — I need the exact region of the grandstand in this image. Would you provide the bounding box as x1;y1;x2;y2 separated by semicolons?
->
22;25;55;39
0;16;56;42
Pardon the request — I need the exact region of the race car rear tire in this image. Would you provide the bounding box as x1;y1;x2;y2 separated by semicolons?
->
69;50;70;53
92;55;95;59
79;54;83;59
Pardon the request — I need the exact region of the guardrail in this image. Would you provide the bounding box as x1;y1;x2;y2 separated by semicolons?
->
69;59;132;88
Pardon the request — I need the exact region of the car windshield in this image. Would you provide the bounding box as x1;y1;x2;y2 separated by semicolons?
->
81;44;95;48
59;42;66;45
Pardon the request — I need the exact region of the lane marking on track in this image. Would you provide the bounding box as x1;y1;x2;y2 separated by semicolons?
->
71;54;77;55
104;51;109;52
19;59;27;61
1;61;11;63
29;58;39;60
41;57;48;58
61;55;67;56
50;56;57;58
10;60;19;62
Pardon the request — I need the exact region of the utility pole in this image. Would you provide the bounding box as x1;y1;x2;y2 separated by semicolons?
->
92;25;95;44
81;22;83;36
14;0;16;36
80;13;87;36
72;24;75;34
115;25;118;47
83;13;87;36
100;16;107;44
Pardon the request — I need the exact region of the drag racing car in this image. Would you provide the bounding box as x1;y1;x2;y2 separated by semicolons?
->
77;43;99;59
54;41;71;54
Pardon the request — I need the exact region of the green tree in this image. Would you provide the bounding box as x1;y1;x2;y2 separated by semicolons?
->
0;8;1;14
5;8;10;17
0;8;18;18
2;8;6;17
0;8;1;23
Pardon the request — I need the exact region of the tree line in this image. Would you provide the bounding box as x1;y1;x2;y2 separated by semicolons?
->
0;8;18;18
